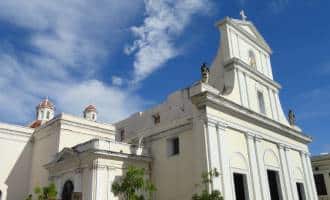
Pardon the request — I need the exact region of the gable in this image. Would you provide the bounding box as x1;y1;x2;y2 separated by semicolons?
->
229;19;272;54
240;25;257;38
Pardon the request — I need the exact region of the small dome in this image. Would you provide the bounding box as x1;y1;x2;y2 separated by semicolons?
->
37;97;55;110
84;105;97;112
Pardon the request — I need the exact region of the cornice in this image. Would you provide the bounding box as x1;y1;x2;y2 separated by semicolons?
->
224;57;281;90
191;91;312;144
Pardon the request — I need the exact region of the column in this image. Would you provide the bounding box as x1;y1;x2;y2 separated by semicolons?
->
205;120;221;191
304;152;318;200
300;151;312;200
245;133;262;200
278;144;294;200
255;136;271;200
89;163;97;200
74;168;83;192
216;123;233;200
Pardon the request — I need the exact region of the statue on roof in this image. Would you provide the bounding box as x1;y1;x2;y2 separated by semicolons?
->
288;109;296;126
240;10;247;21
201;63;210;83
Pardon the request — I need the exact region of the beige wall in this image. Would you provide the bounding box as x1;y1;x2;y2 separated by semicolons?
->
150;129;196;200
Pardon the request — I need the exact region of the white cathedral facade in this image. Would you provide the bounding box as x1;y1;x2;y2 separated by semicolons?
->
0;14;318;200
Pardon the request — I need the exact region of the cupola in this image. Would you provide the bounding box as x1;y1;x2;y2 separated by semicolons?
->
36;97;55;121
83;105;97;122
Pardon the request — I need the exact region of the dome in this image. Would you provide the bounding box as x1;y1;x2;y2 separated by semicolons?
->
84;105;97;112
37;97;55;110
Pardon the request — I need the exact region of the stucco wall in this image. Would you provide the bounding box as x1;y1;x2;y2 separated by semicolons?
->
150;129;196;200
0;124;33;200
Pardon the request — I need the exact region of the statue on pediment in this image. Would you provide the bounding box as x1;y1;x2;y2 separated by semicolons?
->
201;63;210;83
288;110;296;126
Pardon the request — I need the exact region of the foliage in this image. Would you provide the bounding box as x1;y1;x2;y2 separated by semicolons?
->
25;183;57;200
192;168;224;200
112;166;156;200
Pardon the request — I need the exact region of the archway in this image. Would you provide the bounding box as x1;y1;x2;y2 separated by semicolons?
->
61;180;74;200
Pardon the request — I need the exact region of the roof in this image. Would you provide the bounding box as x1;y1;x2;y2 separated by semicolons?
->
84;104;97;112
37;98;55;110
29;120;42;128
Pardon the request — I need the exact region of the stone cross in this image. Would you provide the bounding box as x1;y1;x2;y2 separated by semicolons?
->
240;10;247;21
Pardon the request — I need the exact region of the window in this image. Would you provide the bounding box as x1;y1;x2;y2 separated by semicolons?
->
233;173;249;200
46;111;50;119
0;190;2;200
296;182;306;200
314;174;327;195
249;50;256;68
152;113;160;124
257;91;266;114
167;137;179;156
119;129;125;142
267;170;283;200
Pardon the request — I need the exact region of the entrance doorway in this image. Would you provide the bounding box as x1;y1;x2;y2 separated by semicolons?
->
267;170;282;200
233;173;249;200
296;182;306;200
62;180;74;200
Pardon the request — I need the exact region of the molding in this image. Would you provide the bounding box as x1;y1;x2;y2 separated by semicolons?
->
191;91;312;144
204;113;310;153
224;57;281;90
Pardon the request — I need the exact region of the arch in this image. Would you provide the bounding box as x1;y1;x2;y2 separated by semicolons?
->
263;149;280;168
61;180;74;200
230;152;249;171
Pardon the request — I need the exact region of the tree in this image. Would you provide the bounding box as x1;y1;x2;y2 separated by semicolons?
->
112;166;156;200
25;183;57;200
192;168;224;200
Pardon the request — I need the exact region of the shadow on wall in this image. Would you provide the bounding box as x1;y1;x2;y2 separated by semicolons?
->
5;142;32;200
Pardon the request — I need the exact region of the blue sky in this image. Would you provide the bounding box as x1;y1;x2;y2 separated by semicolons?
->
0;0;329;155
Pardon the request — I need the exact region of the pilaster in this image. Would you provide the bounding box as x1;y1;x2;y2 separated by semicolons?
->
300;151;313;200
304;152;318;200
278;144;294;200
245;133;262;200
254;135;270;200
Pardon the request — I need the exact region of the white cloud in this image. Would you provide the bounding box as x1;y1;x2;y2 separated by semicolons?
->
126;0;213;83
112;76;124;86
0;0;145;124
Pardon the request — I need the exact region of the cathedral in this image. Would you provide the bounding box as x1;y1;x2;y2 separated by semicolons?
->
0;14;318;200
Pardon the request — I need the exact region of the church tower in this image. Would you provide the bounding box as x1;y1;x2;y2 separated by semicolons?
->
209;11;291;127
83;105;97;122
30;97;55;128
36;97;55;121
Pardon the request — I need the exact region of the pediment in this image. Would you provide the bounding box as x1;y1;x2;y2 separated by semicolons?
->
54;148;78;163
229;18;272;53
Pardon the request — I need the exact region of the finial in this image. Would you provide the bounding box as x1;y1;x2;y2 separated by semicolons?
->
240;10;247;21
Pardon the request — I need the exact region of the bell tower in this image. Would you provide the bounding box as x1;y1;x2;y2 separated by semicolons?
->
209;11;292;126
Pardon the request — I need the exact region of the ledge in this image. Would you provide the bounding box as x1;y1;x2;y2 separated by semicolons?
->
190;86;312;144
224;57;281;90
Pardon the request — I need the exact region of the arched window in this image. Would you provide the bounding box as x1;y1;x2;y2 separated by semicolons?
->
46;111;50;119
62;180;74;200
248;50;256;68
